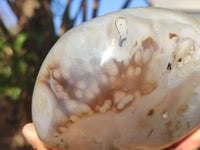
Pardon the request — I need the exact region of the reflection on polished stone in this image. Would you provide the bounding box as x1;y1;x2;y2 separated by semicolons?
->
32;7;200;150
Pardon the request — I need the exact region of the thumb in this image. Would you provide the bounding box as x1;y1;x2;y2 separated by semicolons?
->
22;123;49;150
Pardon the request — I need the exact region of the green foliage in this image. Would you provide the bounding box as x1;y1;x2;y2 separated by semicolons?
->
0;28;38;102
13;33;28;54
0;86;21;101
0;0;58;105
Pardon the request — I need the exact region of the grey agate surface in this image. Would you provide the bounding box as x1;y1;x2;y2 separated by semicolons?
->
32;7;200;150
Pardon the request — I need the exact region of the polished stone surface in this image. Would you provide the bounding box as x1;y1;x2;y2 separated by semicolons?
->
32;7;200;150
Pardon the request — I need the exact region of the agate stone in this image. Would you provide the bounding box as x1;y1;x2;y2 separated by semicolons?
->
32;7;200;150
147;0;200;13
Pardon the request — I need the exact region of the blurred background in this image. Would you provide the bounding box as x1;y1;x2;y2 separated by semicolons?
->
0;0;199;149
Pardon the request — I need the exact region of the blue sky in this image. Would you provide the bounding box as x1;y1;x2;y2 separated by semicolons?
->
51;0;149;35
0;0;149;35
70;0;149;24
0;0;17;31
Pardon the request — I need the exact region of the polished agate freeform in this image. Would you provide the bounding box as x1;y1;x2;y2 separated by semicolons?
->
147;0;200;13
32;7;200;150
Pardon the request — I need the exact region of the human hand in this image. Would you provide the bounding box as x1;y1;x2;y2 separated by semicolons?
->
23;123;200;150
22;123;51;150
165;127;200;150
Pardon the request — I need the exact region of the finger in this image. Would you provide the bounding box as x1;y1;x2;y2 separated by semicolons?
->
22;123;49;150
176;127;200;150
166;126;200;150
